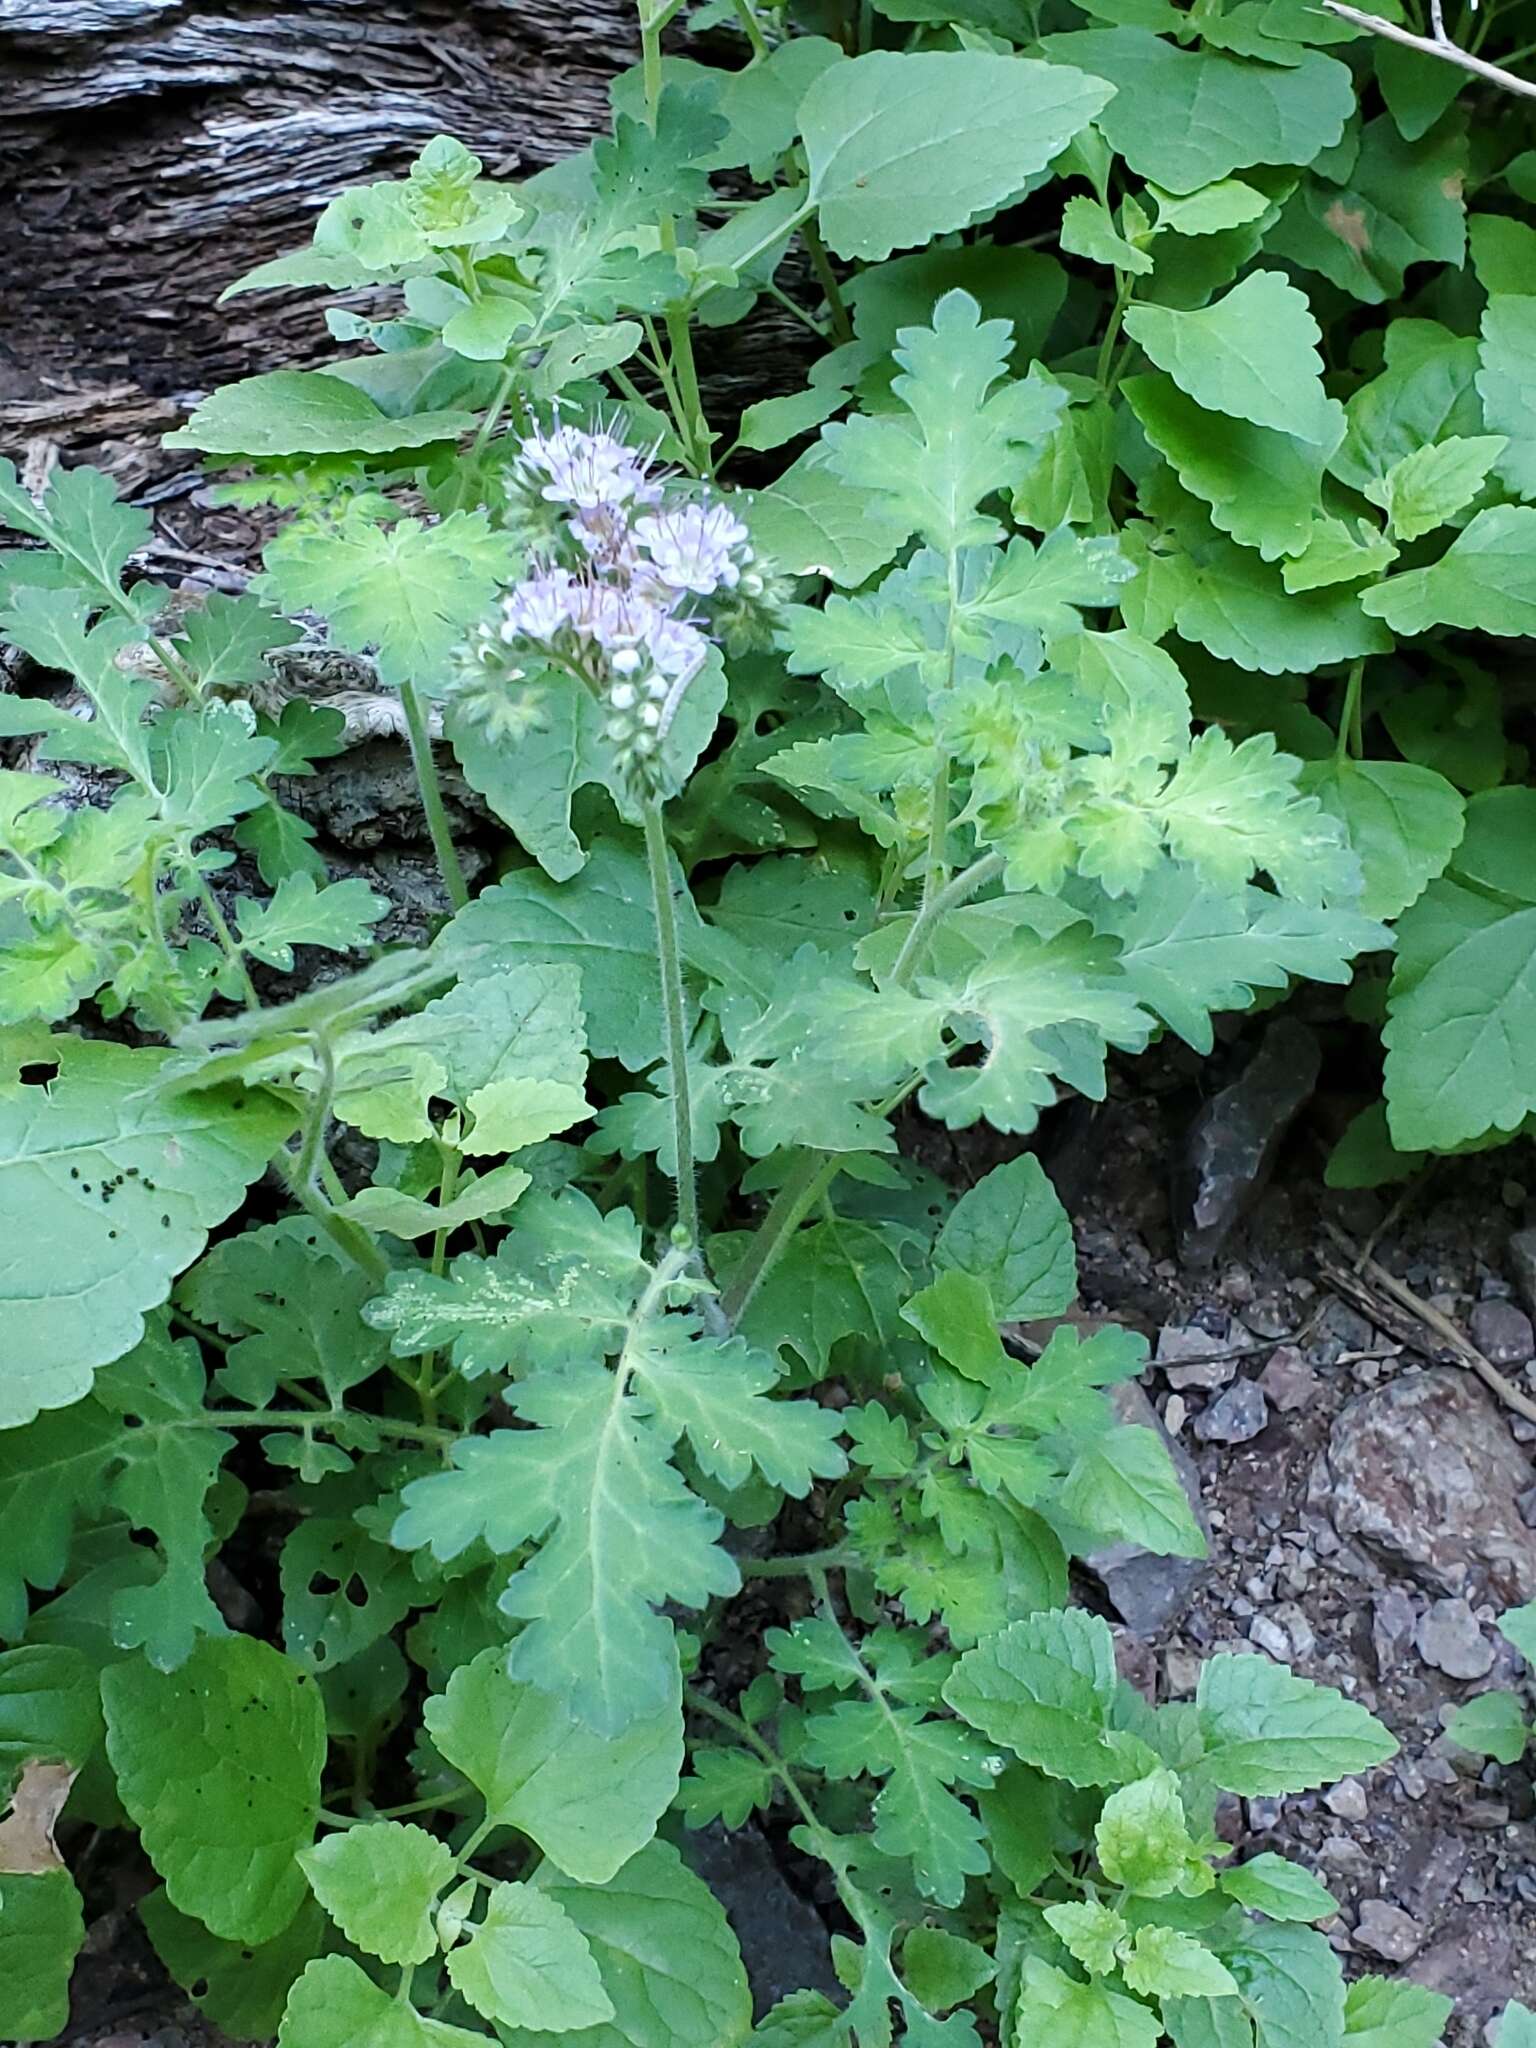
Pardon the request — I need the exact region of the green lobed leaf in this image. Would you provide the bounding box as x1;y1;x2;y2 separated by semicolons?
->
165;371;477;455
0;1647;102;1805
1341;1978;1452;2048
142;1887;331;2044
1060;1423;1207;1558
0;1039;293;1430
277;1954;488;2048
1220;1852;1337;1922
257;506;518;688
492;1840;752;2048
1124;272;1344;446
423;1644;683;1883
1361;504;1536;637
1042;30;1353;193
1192;1654;1397;1796
395;1360;737;1734
299;1821;454;1965
1446;1689;1528;1765
801;52;1114;260
933;1156;1076;1320
102;1635;325;1943
1299;757;1464;921
942;1608;1134;1788
0;1869;85;2045
1478;295;1536;502
448;1878;615;2030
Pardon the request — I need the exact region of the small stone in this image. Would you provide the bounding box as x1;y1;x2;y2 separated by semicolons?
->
1517;1485;1536;1530
1463;1798;1511;1829
1416;1597;1495;1680
1372;1587;1418;1675
1470;1297;1536;1367
1309;1369;1536;1604
1157;1324;1238;1391
1164;1647;1202;1696
1243;1297;1292;1341
1354;1900;1425;1963
1509;1226;1536;1317
1258;1345;1319;1412
1271;1601;1316;1662
1249;1615;1292;1660
1163;1393;1188;1436
1195;1378;1270;1445
1396;1759;1428;1800
1246;1795;1284;1831
1324;1778;1369;1822
1321;1299;1378;1353
1176;1017;1322;1266
1319;1836;1373;1878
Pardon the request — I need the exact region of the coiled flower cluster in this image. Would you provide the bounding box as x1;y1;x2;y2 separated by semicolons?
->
457;421;761;798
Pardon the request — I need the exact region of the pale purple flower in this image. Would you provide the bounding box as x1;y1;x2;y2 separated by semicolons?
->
501;565;578;643
644;610;708;681
515;424;661;512
634;502;752;597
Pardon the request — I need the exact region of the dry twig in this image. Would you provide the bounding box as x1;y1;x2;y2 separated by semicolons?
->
1320;1;1536;102
1321;1220;1536;1425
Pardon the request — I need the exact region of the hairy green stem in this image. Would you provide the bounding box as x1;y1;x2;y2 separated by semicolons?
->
730;0;771;55
399;680;469;912
1336;658;1366;764
643;801;702;1251
720;1150;842;1328
740;1543;857;1579
800;218;854;345
191;873;260;1007
886;849;1005;989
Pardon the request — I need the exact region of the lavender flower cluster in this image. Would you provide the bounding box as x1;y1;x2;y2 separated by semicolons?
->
459;421;760;796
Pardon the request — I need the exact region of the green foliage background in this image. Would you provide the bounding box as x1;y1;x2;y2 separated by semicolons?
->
1;0;1534;2040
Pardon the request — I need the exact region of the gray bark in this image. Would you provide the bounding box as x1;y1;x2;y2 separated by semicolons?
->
0;2;811;484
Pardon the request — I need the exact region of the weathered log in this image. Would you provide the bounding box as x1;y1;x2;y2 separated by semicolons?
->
0;1;813;479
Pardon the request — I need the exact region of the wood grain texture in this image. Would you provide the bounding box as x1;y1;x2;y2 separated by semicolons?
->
0;1;813;476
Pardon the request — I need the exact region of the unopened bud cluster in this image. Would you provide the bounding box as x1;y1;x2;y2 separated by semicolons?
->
458;420;762;797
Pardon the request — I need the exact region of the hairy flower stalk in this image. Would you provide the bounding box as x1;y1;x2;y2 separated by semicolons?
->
456;420;759;1260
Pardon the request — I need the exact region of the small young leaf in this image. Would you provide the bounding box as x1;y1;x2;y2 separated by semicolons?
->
1121;1926;1238;1999
1342;1976;1453;2048
1096;1769;1196;1896
1446;1689;1528;1766
1193;1654;1397;1796
299;1822;454;1965
1363;434;1506;542
1220;1852;1337;1922
1044;1898;1129;1975
447;1879;614;2031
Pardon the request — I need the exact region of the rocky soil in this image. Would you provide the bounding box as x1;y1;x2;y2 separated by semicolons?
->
1057;1025;1536;2043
